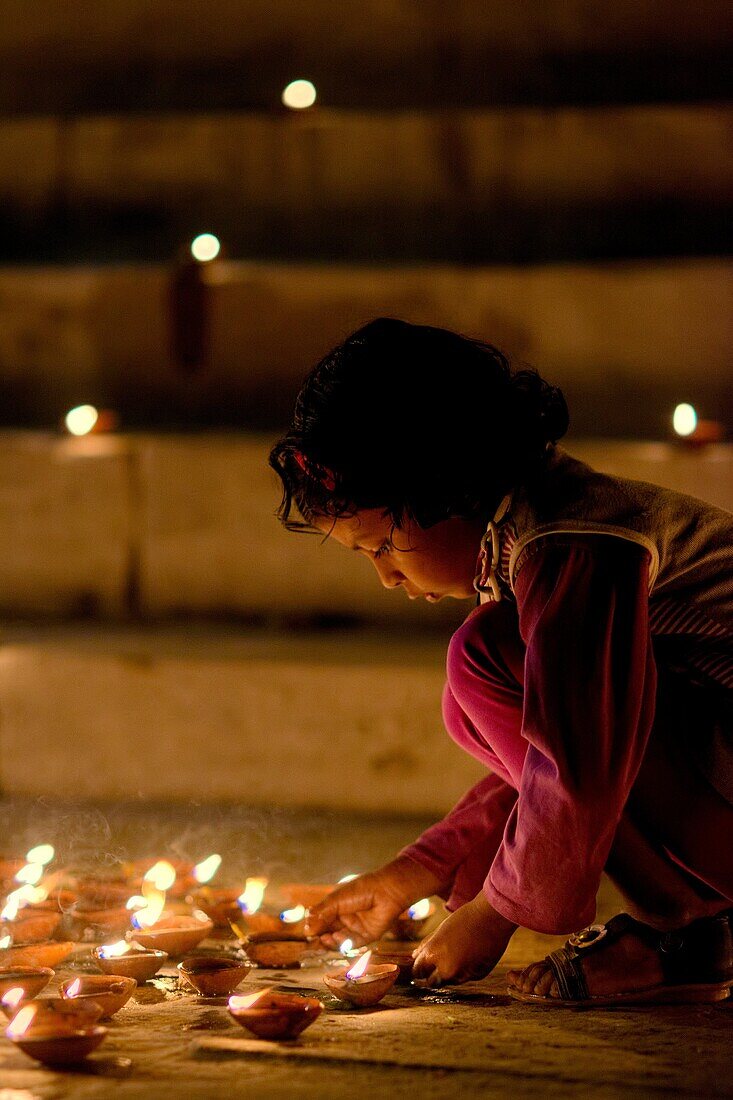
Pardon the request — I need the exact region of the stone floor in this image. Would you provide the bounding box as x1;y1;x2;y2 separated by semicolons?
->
1;799;732;1099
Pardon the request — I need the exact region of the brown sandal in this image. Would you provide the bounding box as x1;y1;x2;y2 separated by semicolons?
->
509;910;733;1007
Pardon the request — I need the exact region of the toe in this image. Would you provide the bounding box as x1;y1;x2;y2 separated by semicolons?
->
533;968;556;998
520;961;548;993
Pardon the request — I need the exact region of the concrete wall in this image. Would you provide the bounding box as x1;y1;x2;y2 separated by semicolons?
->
0;260;730;435
1;106;728;262
0;0;728;110
0;432;730;623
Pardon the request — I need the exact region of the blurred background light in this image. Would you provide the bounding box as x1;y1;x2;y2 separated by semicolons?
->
282;79;317;110
673;403;698;437
64;404;99;436
190;233;221;262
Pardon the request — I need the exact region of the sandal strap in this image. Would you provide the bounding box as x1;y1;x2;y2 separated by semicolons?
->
546;947;590;1001
548;910;733;1000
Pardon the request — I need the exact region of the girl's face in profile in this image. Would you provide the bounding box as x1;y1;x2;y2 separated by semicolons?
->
314;509;486;601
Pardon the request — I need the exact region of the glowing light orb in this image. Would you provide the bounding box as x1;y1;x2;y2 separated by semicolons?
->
408;898;431;920
190;233;221;262
673;403;698;437
65;405;99;436
282;79;317;110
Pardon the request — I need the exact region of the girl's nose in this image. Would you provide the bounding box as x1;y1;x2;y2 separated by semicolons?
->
372;558;403;589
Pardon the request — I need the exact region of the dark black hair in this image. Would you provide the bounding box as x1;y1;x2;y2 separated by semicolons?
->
270;318;568;532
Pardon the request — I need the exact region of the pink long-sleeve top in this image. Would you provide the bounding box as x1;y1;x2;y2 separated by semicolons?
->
401;536;659;935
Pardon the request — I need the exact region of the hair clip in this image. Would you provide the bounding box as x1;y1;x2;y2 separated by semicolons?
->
292;450;337;492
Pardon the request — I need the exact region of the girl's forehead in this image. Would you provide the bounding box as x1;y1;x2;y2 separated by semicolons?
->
314;509;392;549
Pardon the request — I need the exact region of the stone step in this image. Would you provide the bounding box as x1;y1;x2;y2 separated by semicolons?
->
2;106;729;264
0;433;729;623
0;624;483;812
0;0;729;112
0;258;729;436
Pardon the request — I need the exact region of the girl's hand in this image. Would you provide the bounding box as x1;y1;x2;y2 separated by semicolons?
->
305;856;445;949
412;892;516;986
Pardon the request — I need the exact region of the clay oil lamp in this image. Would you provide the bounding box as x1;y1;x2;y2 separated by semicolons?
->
323;950;399;1006
0;933;76;970
0;966;54;1003
194;888;242;928
228;989;323;1040
241;932;311;969
1;886;61;943
127;886;213;956
93;938;168;982
6;1002;107;1066
61;974;137;1018
177;955;252;997
371;943;416;984
393;898;436;941
4;992;104;1027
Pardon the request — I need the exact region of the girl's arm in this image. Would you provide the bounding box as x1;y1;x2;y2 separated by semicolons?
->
399;769;517;909
484;534;657;935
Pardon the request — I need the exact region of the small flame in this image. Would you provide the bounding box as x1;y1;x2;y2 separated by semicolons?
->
229;988;270;1010
99;939;132;959
143;860;177;892
338;873;358;883
346;950;372;980
65;979;83;998
340;938;354;955
1;884;47;921
1;988;25;1010
25;844;54;866
14;863;44;886
193;854;222;884
408;898;431;921
131;886;166;929
126;894;147;910
237;876;268;915
0;934;12;949
280;904;306;924
7;1003;37;1038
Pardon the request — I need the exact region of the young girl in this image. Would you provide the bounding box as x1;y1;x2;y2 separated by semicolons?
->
269;318;733;1006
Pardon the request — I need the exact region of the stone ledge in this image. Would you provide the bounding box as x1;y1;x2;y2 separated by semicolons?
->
0;627;483;812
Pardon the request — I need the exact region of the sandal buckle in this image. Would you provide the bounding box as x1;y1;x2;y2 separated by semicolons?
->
569;923;607;950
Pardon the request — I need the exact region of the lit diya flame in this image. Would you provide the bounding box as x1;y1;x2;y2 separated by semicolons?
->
345;950;372;980
229;988;270;1010
131;886;166;930
7;1003;37;1038
338;873;358;883
14;863;45;886
0;935;12;949
143;860;177;892
192;854;222;885
1;884;47;922
65;978;83;998
2;987;25;1011
237;876;268;915
340;938;359;956
126;895;147;911
26;844;55;866
408;898;431;920
279;905;306;924
98;939;132;959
